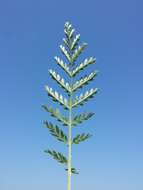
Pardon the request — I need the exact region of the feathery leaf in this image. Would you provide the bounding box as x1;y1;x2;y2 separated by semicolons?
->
49;69;71;94
45;85;70;109
72;57;96;77
45;150;67;165
42;105;69;126
63;38;71;50
73;112;94;126
72;71;98;92
64;22;75;40
43;22;98;179
72;88;98;108
72;43;87;63
60;45;72;63
70;34;80;51
72;133;92;144
54;56;72;77
44;121;68;143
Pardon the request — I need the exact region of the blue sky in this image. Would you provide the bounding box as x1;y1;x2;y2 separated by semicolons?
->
0;0;143;190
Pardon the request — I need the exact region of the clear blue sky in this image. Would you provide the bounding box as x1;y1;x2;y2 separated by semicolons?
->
0;0;142;190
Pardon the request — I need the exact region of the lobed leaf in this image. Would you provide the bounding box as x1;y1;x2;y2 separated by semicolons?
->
63;38;71;50
60;45;72;63
42;105;69;126
73;112;94;126
72;43;87;63
49;69;72;94
54;56;72;77
70;34;80;51
72;71;98;92
45;150;67;165
72;133;92;144
44;121;68;143
72;88;98;108
64;22;75;40
45;85;70;109
72;57;96;77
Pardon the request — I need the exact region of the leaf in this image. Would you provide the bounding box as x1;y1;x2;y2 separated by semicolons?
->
72;43;87;63
43;22;98;177
64;22;75;40
44;121;68;143
71;167;79;174
42;105;69;126
60;45;72;63
45;85;70;109
73;112;94;126
70;34;80;51
72;71;98;92
65;167;79;174
72;57;96;77
45;150;67;165
63;38;71;50
49;69;72;94
72;133;92;144
72;88;98;108
54;56;72;77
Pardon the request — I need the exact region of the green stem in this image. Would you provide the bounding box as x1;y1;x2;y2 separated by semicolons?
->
67;34;74;190
67;78;73;190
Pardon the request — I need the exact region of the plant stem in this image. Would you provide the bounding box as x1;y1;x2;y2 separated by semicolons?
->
67;78;73;190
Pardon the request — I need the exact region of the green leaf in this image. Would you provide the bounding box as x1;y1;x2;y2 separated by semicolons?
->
72;88;98;108
45;150;67;165
54;56;72;77
49;69;72;94
63;22;81;54
72;133;92;144
43;22;98;177
42;105;69;126
72;43;87;63
45;85;70;109
63;38;71;50
72;57;96;77
64;22;75;40
60;45;72;63
73;112;94;126
72;71;98;92
44;121;68;143
65;167;79;175
70;34;80;51
71;167;79;174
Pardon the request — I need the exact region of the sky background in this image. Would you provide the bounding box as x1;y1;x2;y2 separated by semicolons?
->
0;0;143;190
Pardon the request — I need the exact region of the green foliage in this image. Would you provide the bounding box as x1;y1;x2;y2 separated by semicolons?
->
42;21;98;184
71;57;96;77
65;167;79;175
60;45;72;63
42;105;69;126
70;34;80;51
45;86;70;109
44;121;68;143
72;88;98;108
72;71;98;92
71;168;79;174
72;43;87;63
45;149;79;174
49;69;71;94
45;150;67;164
72;133;92;144
73;112;94;126
54;56;72;77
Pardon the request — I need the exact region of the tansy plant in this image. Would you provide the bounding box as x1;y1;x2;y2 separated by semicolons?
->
42;22;98;190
